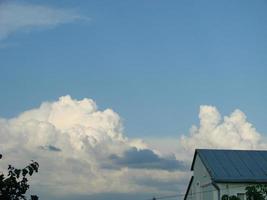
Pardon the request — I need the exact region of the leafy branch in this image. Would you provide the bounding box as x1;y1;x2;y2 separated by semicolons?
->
0;154;39;200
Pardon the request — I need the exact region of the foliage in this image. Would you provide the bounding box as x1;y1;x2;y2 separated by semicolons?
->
221;184;267;200
0;154;39;200
222;194;241;200
246;185;267;200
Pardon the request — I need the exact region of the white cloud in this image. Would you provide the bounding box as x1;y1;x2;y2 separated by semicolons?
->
178;105;266;162
0;95;186;199
0;2;86;41
0;97;265;199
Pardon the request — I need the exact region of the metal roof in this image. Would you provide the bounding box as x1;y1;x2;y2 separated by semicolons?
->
192;149;267;183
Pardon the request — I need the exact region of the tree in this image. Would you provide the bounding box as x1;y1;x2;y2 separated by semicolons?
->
0;154;39;200
221;184;267;200
246;185;267;200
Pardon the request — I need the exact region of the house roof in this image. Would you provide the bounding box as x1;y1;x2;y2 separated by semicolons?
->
191;149;267;183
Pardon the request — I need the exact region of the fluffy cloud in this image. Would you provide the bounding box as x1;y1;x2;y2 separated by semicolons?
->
0;97;265;199
179;105;266;161
0;2;86;41
0;95;186;199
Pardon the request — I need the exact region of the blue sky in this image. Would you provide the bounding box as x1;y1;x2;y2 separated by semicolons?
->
0;1;267;199
1;0;266;138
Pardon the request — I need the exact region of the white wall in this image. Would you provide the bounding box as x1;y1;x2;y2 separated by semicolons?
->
186;155;217;200
218;183;249;200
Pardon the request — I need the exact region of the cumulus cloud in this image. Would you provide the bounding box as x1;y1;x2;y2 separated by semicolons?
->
178;105;266;161
0;2;86;41
0;95;186;199
0;97;265;199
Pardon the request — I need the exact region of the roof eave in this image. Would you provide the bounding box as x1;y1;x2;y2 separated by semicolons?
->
190;149;199;171
214;180;267;184
184;176;194;200
191;149;215;180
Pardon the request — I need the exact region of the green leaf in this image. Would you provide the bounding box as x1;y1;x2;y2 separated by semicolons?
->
14;169;21;178
22;168;28;176
28;166;34;176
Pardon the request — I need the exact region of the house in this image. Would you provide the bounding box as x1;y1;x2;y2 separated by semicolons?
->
184;149;267;200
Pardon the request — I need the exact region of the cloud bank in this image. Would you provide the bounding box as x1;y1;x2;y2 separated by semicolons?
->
0;2;85;41
0;95;186;199
0;96;265;199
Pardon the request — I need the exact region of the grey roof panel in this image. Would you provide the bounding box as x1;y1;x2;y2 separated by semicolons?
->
257;151;267;173
196;149;267;183
205;150;229;178
214;150;240;179
253;151;267;170
226;151;250;177
243;151;262;176
197;150;228;179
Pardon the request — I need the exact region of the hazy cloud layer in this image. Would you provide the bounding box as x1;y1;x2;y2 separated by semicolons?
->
0;2;85;41
0;96;265;199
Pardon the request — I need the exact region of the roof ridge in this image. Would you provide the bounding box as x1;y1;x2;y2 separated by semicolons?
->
196;148;267;152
